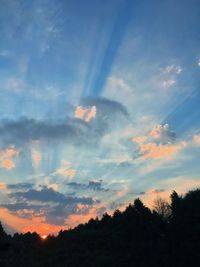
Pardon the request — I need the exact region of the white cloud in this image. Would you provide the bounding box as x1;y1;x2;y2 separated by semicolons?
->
160;65;182;75
108;76;130;92
160;64;182;89
161;79;176;88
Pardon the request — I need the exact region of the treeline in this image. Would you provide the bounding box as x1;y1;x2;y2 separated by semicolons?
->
1;189;200;267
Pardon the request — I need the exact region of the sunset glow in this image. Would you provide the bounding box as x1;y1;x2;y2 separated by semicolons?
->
41;235;47;240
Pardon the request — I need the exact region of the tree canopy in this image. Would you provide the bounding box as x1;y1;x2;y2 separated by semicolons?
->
1;189;200;267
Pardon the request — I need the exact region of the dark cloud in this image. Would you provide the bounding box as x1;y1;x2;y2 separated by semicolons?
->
0;98;129;147
3;188;100;225
150;189;166;194
7;183;34;190
44;203;78;225
0;117;89;147
67;180;109;192
81;97;129;118
0;202;42;212
10;188;97;205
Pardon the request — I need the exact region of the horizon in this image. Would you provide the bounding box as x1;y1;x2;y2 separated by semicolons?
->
0;0;200;236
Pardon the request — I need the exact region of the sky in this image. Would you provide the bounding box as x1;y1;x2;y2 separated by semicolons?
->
0;0;200;236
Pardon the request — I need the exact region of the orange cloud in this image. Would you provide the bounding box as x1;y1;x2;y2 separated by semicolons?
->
139;142;186;159
74;105;96;122
1;159;15;169
0;147;18;159
48;183;59;191
0;181;6;190
0;207;67;236
0;146;18;170
132;136;147;144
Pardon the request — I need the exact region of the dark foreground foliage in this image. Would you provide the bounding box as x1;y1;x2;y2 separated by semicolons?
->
1;189;200;267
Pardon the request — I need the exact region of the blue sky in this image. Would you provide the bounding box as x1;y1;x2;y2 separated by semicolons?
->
0;0;200;235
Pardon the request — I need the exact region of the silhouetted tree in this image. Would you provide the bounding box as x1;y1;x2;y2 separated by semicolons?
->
153;196;171;220
1;189;200;267
0;221;7;238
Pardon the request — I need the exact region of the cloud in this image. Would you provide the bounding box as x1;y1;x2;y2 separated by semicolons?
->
81;97;129;118
1;202;43;213
96;157;132;165
7;183;34;190
55;167;76;179
0;118;89;146
132;136;147;144
193;134;200;146
160;65;182;75
67;180;109;192
10;188;96;205
0;146;19;159
75;106;96;122
160;64;182;89
1;159;15;169
197;59;200;67
0;98;129;147
139;141;186;159
149;189;166;194
0;146;18;170
132;124;183;160
48;183;59;191
108;76;130;92
161;79;176;88
149;124;176;144
3;187;99;226
132;124;176;146
0;182;6;190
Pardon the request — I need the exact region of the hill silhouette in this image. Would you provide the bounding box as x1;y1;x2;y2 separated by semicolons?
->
1;189;200;267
